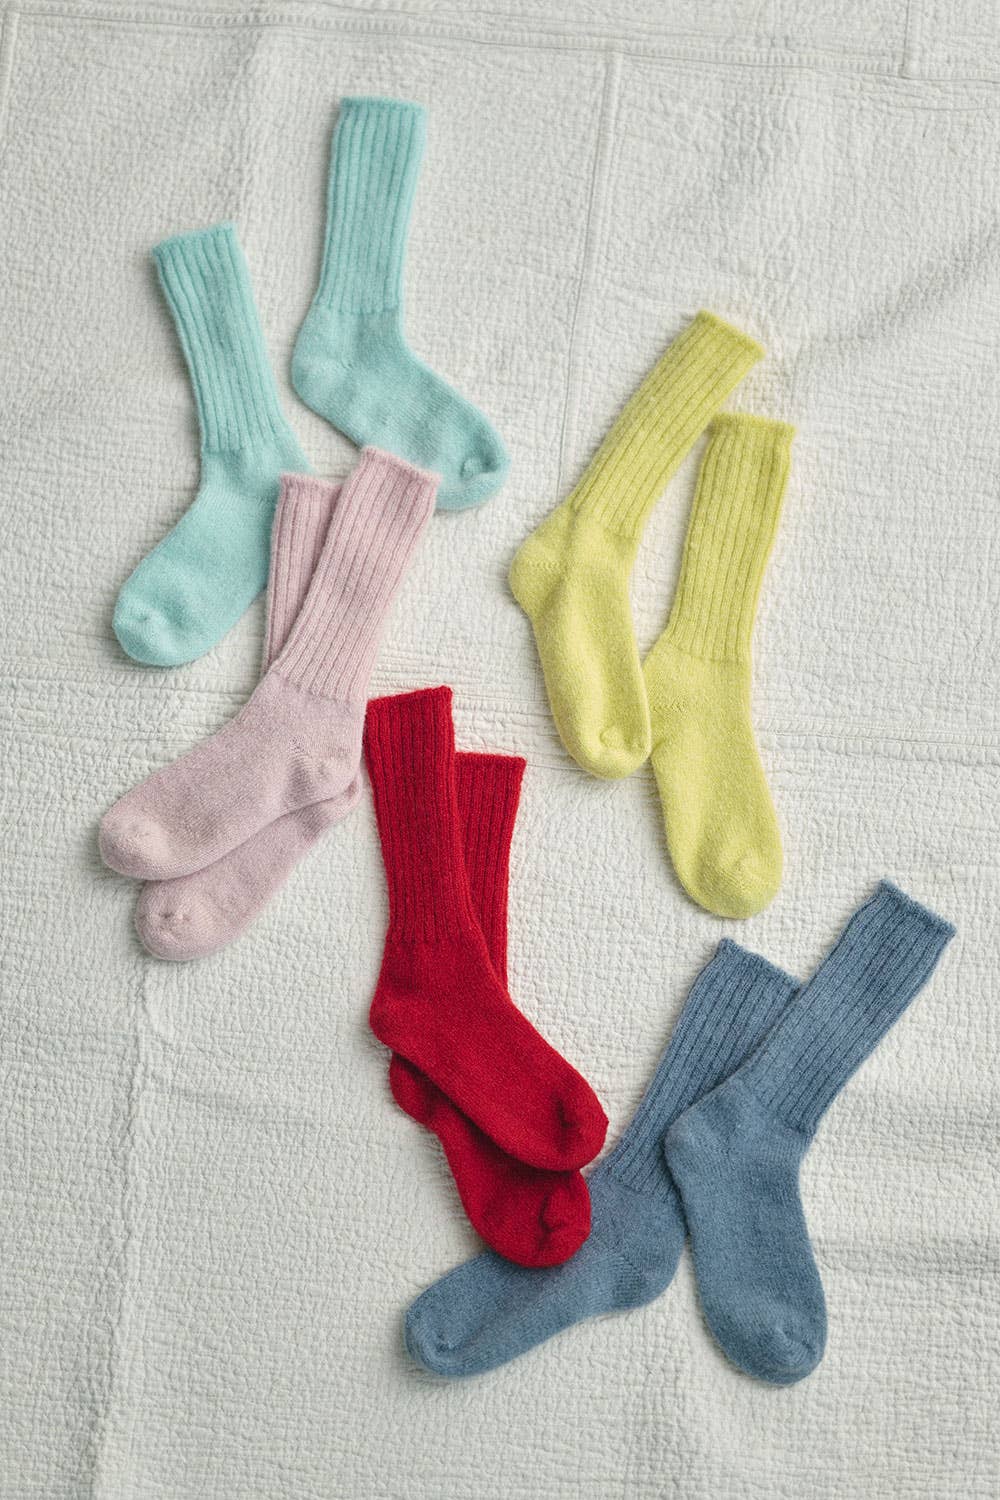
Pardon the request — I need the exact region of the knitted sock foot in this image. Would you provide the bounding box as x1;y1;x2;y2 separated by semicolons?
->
405;942;798;1376
100;450;436;880
134;474;359;957
665;883;954;1386
508;313;761;778
644;415;793;917
365;686;607;1172
391;1060;589;1268
390;752;591;1267
114;224;310;666
293;98;508;511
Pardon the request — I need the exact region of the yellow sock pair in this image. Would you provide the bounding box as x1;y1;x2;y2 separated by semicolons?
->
509;312;792;919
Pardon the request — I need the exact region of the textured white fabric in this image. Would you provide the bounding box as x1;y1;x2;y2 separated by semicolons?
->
1;2;997;1495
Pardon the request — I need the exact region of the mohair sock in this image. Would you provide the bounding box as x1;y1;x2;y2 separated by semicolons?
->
644;414;793;918
404;941;798;1377
666;882;954;1386
390;753;592;1268
100;449;437;881
292;97;508;511
114;223;310;667
365;686;608;1172
134;474;361;959
509;312;762;779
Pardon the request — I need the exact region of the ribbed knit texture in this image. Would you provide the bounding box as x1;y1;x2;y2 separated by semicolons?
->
365;686;608;1173
738;882;955;1131
605;942;798;1199
388;752;594;1269
154;223;291;447
100;450;435;883
261;475;340;670
508;312;762;779
643;414;794;918
570;313;764;538
114;223;310;667
363;686;474;940
660;412;792;660
276;448;437;699
404;941;800;1379
134;476;359;961
453;753;523;983
665;882;954;1386
314;97;425;314
292;98;509;510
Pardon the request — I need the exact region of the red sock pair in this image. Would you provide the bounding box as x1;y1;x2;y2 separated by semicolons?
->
364;687;607;1267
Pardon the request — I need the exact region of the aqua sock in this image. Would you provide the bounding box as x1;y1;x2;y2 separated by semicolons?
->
114;223;310;666
404;941;798;1377
665;882;954;1386
292;97;508;510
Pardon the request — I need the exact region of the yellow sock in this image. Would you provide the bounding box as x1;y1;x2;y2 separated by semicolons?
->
509;312;762;779
644;413;793;917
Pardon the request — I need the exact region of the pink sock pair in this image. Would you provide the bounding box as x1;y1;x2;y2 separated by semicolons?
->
100;448;438;958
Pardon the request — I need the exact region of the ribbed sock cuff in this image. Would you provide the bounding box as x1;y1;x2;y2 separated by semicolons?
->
455;753;526;984
364;686;475;938
606;941;798;1198
263;475;341;670
662;413;794;661
746;882;955;1132
316;97;427;314
275;449;437;699
570;312;764;538
153;222;288;449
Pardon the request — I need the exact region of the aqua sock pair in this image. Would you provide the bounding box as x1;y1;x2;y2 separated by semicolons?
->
114;98;507;668
405;882;954;1386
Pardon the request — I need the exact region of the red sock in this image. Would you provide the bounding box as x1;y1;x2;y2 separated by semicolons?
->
365;687;607;1172
389;752;591;1267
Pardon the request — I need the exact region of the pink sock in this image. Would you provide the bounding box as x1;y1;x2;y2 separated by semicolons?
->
100;448;437;881
134;474;362;958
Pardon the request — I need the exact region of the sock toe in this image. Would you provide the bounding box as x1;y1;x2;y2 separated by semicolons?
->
404;1300;469;1378
555;1088;608;1169
709;1293;826;1386
585;722;651;779
532;1177;591;1268
134;886;221;961
561;713;650;780
437;442;509;511
113;597;202;668
727;849;782;918
742;1319;825;1385
99;808;172;880
682;845;782;920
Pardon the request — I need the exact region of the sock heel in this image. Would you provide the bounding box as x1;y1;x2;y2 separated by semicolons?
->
510;507;651;777
661;1105;714;1188
508;506;572;613
291;306;352;414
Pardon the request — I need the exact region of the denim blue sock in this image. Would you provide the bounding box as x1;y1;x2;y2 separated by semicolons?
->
292;98;508;511
665;882;954;1387
404;941;798;1377
114;224;309;667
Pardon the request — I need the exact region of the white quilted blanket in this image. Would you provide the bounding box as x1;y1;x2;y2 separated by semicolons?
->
1;2;996;1495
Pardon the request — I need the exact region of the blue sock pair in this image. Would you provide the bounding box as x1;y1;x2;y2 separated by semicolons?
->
404;883;954;1385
